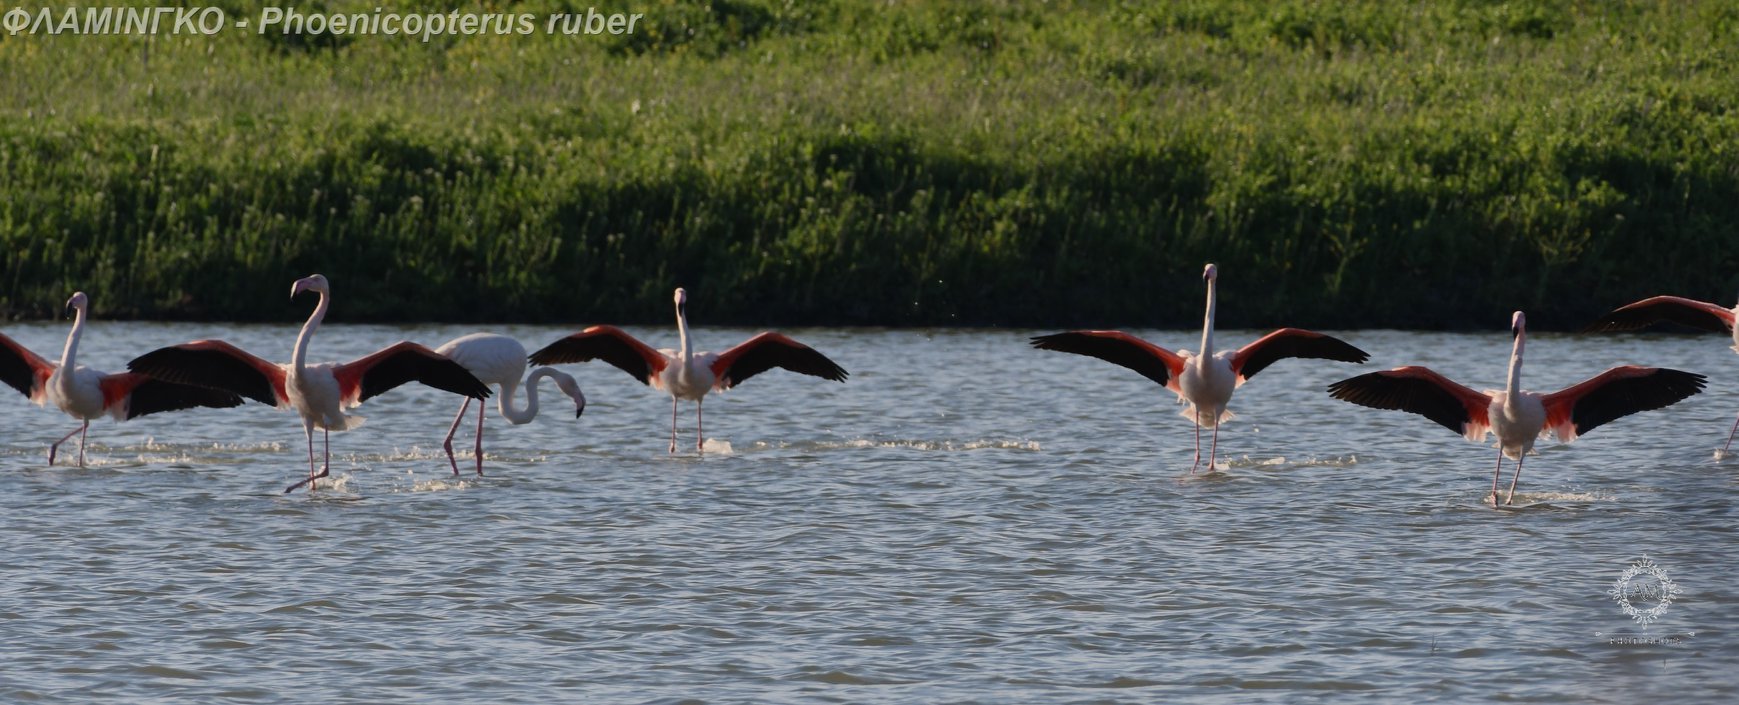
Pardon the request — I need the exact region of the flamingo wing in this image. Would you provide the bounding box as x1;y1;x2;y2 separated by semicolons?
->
1541;366;1706;443
334;342;491;405
710;332;848;389
528;325;668;385
127;340;288;407
1030;331;1185;390
1230;328;1369;384
1582;296;1736;333
1327;366;1493;441
0;332;55;402
98;373;246;420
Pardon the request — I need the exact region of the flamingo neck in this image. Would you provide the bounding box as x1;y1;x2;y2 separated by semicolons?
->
675;302;694;374
501;367;582;424
292;290;329;373
60;305;85;370
1504;328;1524;405
1199;276;1217;358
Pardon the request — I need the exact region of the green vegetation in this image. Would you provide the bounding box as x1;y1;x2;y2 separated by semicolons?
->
2;0;1737;328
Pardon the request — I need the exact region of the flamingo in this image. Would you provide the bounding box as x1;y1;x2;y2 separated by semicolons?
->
0;292;243;466
1582;293;1739;456
528;287;847;454
1030;263;1370;473
126;275;491;492
1328;311;1706;505
433;333;587;475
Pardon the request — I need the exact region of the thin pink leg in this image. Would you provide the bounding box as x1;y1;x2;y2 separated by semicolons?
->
696;399;705;454
1504;454;1525;506
48;422;84;466
1206;422;1221;473
286;420;319;493
668;396;679;454
474;400;486;475
1489;449;1506;506
442;399;472;475
77;422;89;467
1189;416;1202;475
1722;411;1739;456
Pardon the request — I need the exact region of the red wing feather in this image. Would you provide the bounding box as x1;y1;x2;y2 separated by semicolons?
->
127;340;288;407
1541;366;1706;442
1327;366;1492;441
1230;328;1369;384
527;325;668;386
1030;330;1186;391
334;342;491;405
1582;296;1736;333
710;332;848;389
0;332;55;403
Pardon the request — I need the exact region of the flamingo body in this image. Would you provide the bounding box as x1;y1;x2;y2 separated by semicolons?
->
529;289;846;453
434;333;586;475
1329;312;1707;504
128;275;490;491
1031;264;1369;472
1;294;242;466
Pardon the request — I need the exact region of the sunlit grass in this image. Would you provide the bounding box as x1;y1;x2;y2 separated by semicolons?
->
2;0;1736;327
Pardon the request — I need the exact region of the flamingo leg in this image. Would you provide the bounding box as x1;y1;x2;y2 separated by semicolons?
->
442;398;472;476
77;421;89;467
1188;413;1202;475
474;399;486;475
696;399;705;454
1504;454;1525;506
1489;449;1506;506
1721;411;1739;457
285;420;331;493
48;422;85;466
668;396;678;454
1206;420;1221;473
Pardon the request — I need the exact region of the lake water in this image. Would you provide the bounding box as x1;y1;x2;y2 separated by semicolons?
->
1;322;1735;703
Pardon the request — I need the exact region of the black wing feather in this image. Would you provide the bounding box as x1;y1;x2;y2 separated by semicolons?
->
717;336;848;389
1569;368;1706;436
1235;329;1369;381
528;327;659;385
1327;371;1471;435
1582;297;1734;333
350;346;491;403
124;378;246;420
0;332;48;399
128;342;281;406
1029;331;1177;387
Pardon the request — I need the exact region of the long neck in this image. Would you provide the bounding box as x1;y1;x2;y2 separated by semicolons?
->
498;374;535;424
60;306;85;369
500;368;580;424
1504;329;1524;403
676;304;694;367
1199;277;1217;358
291;291;328;373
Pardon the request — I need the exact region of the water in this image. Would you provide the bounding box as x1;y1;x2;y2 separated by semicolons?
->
1;322;1735;703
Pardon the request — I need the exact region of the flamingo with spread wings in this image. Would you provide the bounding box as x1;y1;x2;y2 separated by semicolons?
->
1;292;243;466
529;288;847;454
1329;312;1706;505
1583;292;1739;456
127;275;491;492
1031;263;1370;473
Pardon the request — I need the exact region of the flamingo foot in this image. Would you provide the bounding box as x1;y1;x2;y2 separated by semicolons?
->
443;439;460;476
285;468;331;494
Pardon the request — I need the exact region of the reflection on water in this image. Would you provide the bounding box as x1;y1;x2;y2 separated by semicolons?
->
0;323;1734;702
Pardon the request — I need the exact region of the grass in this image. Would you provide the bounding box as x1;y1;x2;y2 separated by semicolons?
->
2;0;1737;328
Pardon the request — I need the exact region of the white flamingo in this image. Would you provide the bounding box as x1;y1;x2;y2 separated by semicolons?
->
1031;263;1369;473
127;275;491;492
434;333;587;475
529;287;847;454
1329;311;1706;505
0;292;242;466
1583;292;1739;456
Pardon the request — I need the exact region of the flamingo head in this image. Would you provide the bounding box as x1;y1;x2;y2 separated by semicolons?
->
1510;311;1526;339
1203;263;1218;282
64;291;88;318
674;287;688;309
291;274;330;299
